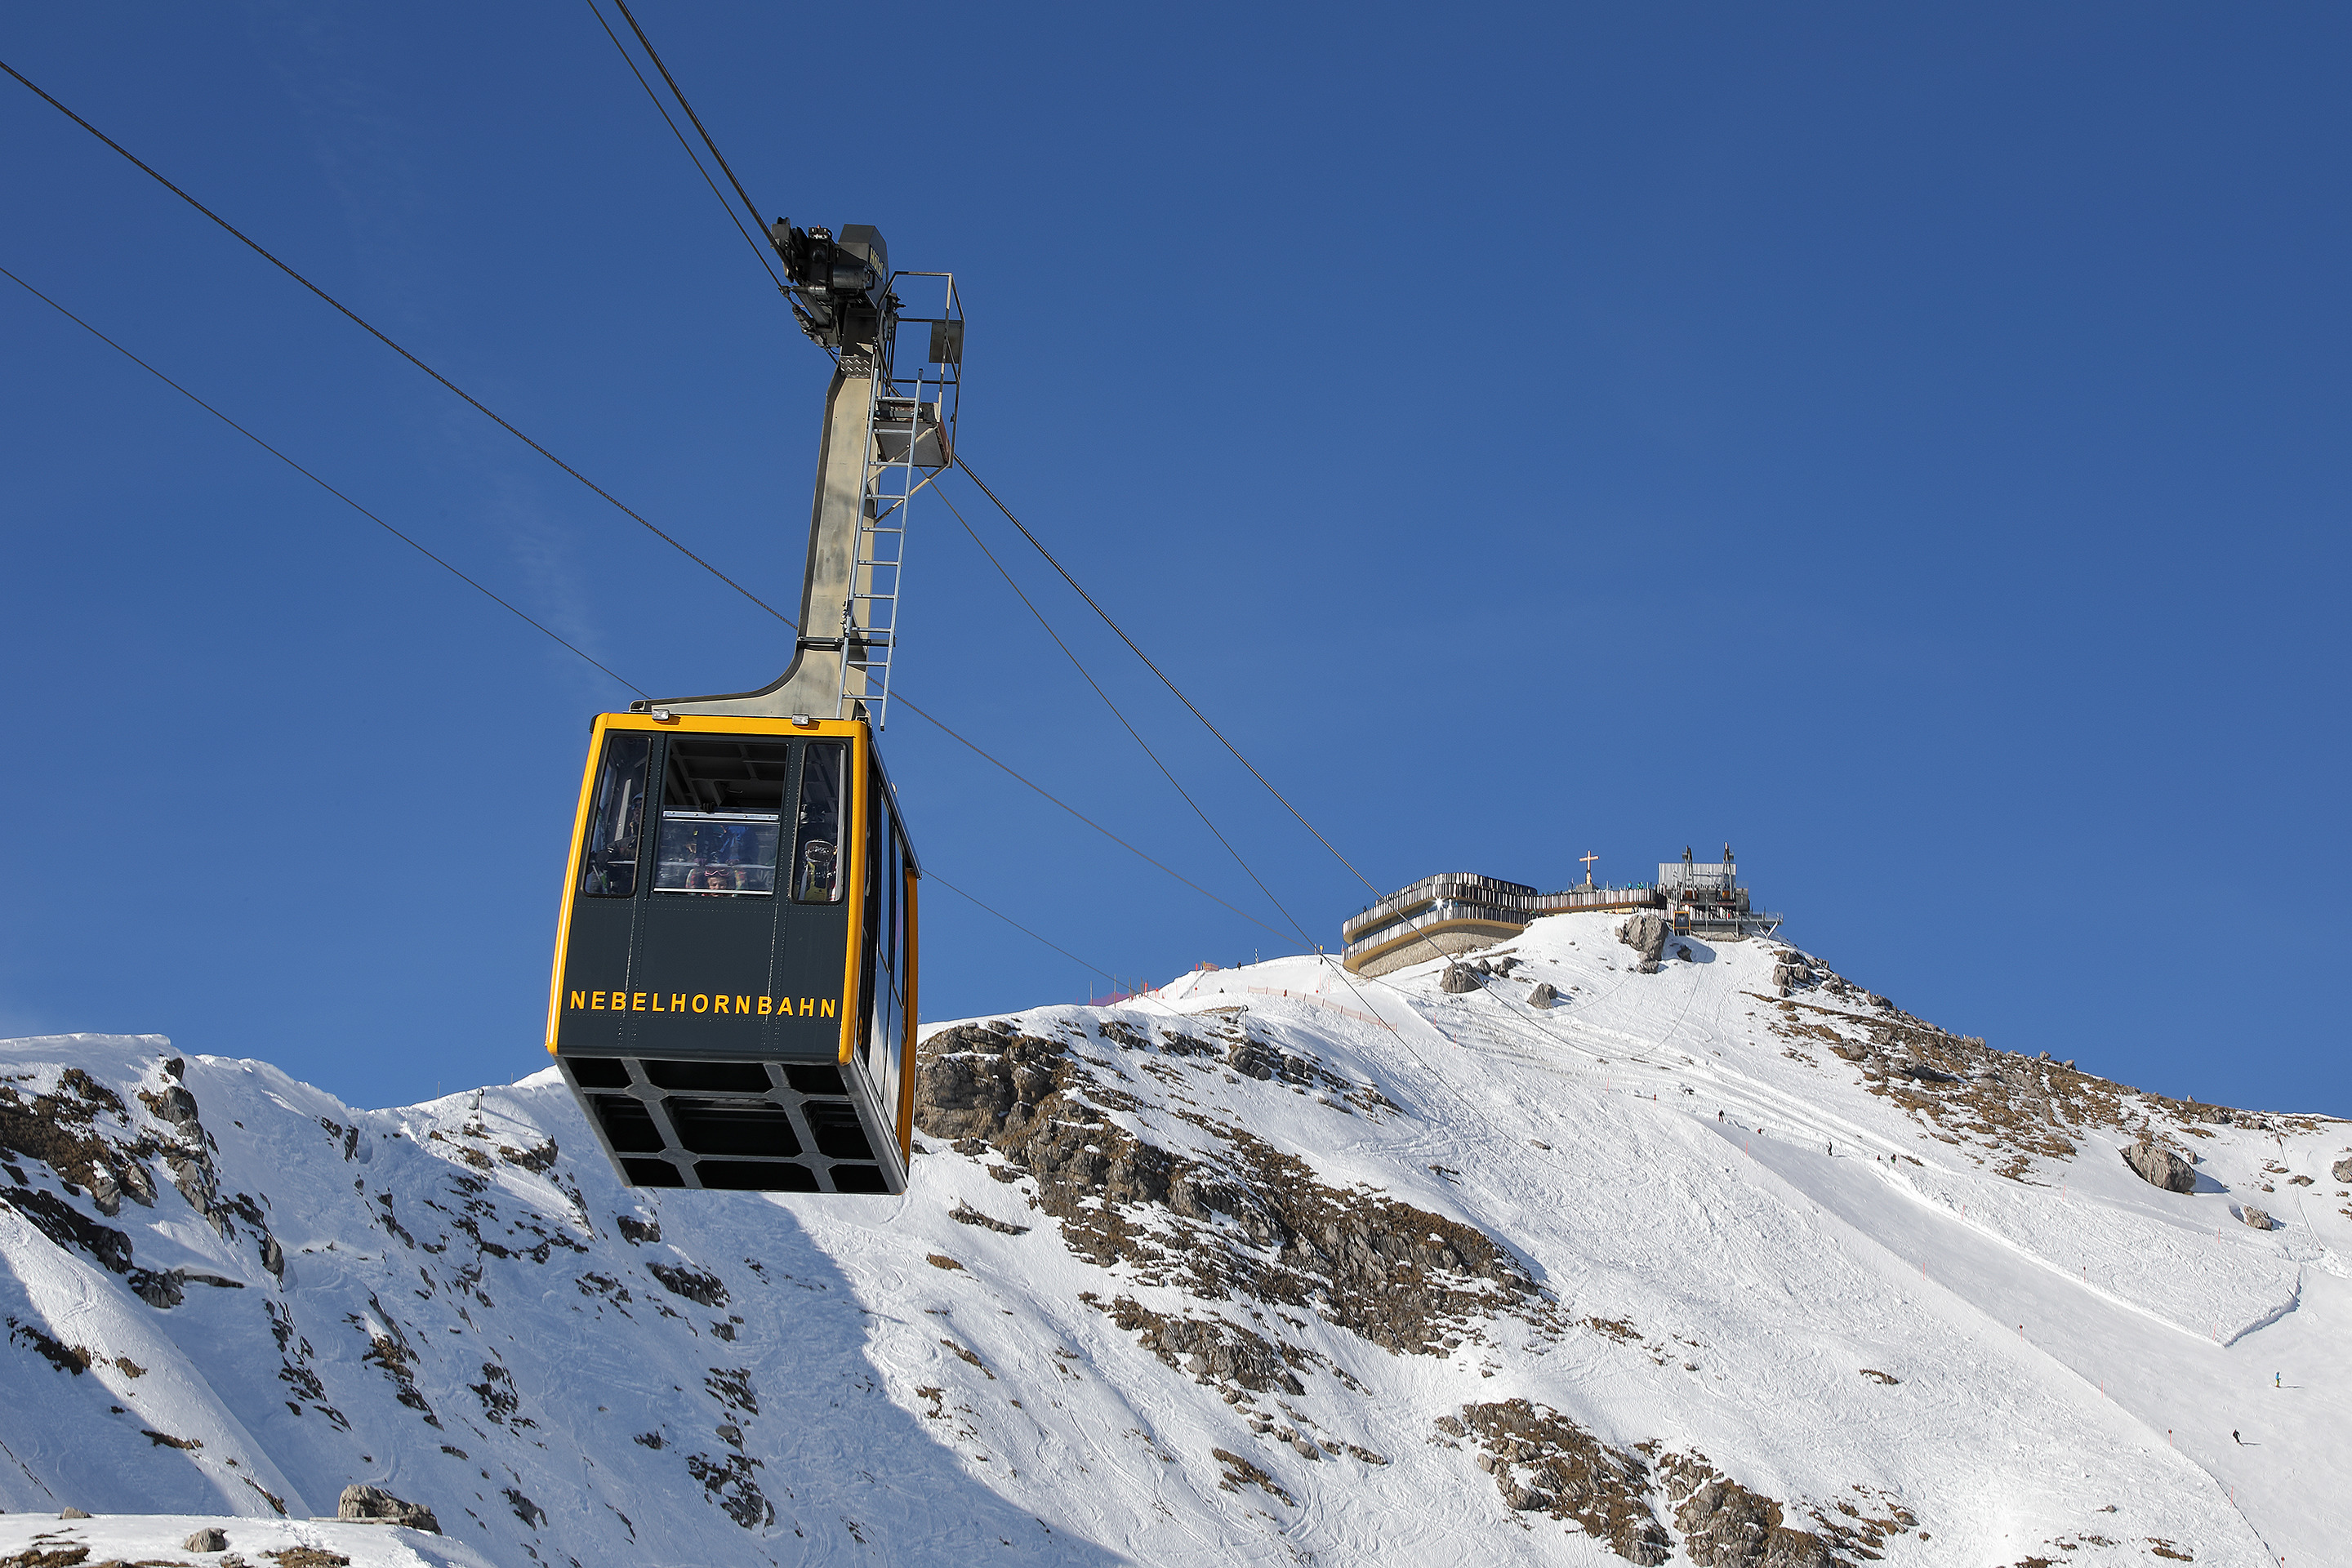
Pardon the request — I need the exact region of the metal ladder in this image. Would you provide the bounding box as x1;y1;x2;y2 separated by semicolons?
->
837;378;934;726
835;303;959;728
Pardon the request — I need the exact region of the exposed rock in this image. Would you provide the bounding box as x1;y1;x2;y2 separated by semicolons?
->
129;1267;185;1308
0;1184;136;1273
1635;960;1663;975
2122;1139;2196;1194
949;1200;1030;1235
911;1022;1067;1142
1456;1399;1672;1562
1526;982;1557;1009
1672;1475;1833;1567
338;1481;441;1533
147;1085;202;1127
1440;964;1480;994
60;1507;91;1519
2332;1156;2352;1184
1618;913;1669;964
917;1022;1534;1361
646;1263;728;1307
1105;1298;1304;1393
2238;1205;2274;1231
1675;945;1694;962
1771;962;1814;990
184;1527;230;1552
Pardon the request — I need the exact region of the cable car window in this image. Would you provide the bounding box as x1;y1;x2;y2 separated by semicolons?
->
866;777;906;1089
791;742;847;903
577;733;652;898
653;737;792;896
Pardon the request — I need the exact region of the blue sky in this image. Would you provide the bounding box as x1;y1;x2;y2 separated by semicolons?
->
2;4;2345;1116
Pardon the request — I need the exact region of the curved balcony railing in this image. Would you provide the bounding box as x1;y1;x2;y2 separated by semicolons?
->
1342;872;1538;943
1342;898;1535;960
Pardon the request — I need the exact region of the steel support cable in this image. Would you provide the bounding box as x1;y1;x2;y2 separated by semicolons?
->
0;58;800;630
0;63;1318;962
8;264;1160;994
932;484;1313;952
951;456;1383;897
892;702;1299;947
606;0;766;233
2;264;648;699
926;873;1113;982
581;0;782;290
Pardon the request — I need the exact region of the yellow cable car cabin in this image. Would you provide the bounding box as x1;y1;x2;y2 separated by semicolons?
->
544;220;957;1196
546;713;917;1193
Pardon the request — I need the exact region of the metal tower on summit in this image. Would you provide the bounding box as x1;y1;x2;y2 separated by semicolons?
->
544;223;963;1198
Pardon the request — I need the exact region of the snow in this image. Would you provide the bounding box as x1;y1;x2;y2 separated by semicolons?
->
2;914;2344;1565
0;1512;492;1566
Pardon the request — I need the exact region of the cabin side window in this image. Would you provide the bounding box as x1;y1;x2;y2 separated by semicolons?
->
791;742;847;903
577;733;652;898
652;737;792;896
864;777;907;1093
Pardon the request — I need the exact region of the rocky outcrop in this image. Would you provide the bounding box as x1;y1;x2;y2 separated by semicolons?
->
1526;982;1557;1009
2238;1205;2274;1231
913;1020;1535;1364
1454;1399;1673;1564
1673;1478;1833;1567
339;1481;440;1533
1440;964;1480;994
2122;1139;2196;1194
183;1527;230;1552
1618;914;1669;964
1104;1298;1304;1394
911;1022;1066;1142
2332;1156;2352;1184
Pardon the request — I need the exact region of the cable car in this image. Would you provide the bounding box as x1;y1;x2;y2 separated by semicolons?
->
545;223;960;1196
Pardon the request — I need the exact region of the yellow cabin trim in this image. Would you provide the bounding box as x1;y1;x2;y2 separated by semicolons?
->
837;723;870;1067
545;712;873;1058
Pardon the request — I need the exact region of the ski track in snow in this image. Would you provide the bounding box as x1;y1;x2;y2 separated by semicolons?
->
1;911;2343;1566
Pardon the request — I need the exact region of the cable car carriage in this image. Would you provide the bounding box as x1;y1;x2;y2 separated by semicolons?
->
545;223;958;1195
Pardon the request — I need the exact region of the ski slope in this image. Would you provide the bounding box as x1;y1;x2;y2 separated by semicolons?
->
2;912;2342;1566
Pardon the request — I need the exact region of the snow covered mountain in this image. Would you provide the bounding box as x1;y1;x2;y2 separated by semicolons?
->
2;912;2345;1567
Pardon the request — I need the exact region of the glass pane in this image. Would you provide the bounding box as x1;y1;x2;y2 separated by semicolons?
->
577;733;651;898
654;813;780;894
791;742;846;903
653;737;791;897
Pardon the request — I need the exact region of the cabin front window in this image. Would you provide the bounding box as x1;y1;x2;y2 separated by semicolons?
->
653;737;793;896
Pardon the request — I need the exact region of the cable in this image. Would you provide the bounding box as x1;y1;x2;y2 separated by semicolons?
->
607;0;765;233
0;60;1337;960
952;456;1382;895
582;0;782;291
932;483;1314;948
892;701;1299;947
2;263;647;698
926;873;1112;982
6;265;1272;994
2;246;1296;951
0;57;800;629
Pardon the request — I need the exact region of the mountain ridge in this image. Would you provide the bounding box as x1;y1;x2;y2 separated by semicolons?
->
2;912;2344;1566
